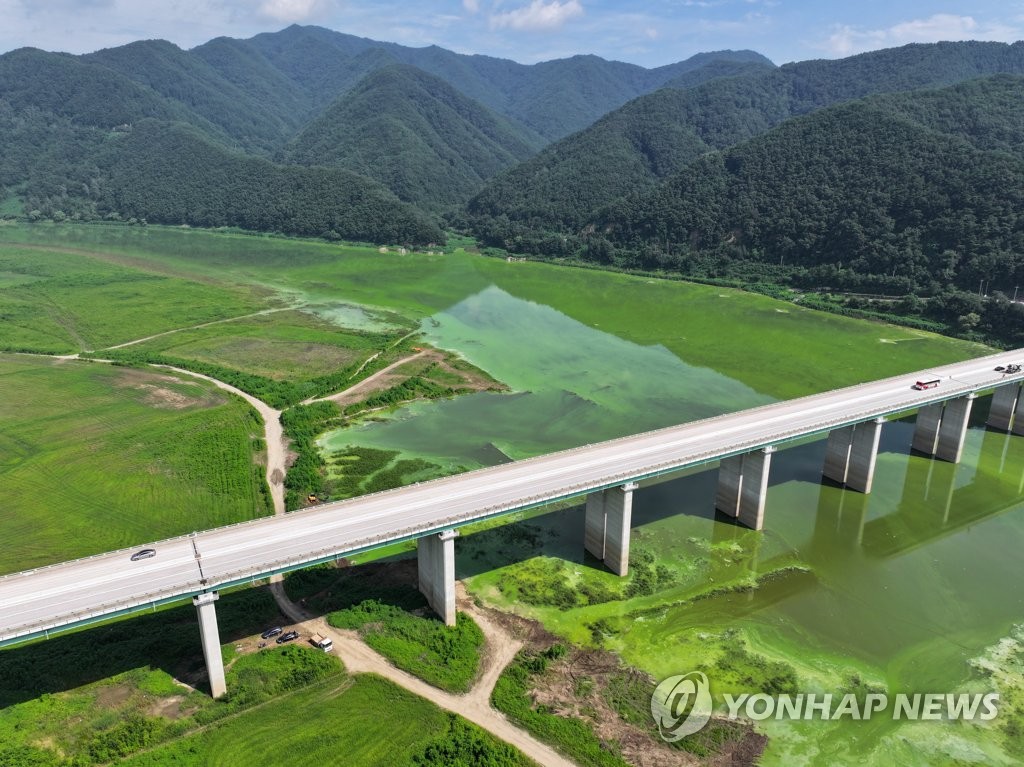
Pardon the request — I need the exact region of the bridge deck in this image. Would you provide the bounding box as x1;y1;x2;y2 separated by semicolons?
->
1;348;1022;645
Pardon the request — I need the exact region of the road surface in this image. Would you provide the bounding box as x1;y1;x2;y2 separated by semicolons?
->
1;348;1022;645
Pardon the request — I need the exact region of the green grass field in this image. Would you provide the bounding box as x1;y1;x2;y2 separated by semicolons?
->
0;243;266;353
106;308;405;382
0;224;989;396
0;583;529;767
0;355;271;573
117;675;533;767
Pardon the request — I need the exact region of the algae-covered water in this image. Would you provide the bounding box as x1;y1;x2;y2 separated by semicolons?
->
320;285;772;464
3;225;1017;763
320;285;1024;764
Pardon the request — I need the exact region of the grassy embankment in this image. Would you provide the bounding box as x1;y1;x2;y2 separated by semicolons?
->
285;562;485;694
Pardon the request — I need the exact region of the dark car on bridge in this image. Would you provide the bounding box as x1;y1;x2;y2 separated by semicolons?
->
275;630;300;644
261;626;283;640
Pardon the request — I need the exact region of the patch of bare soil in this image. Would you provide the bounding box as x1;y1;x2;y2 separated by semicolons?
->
113;369;223;409
95;682;133;709
510;620;767;767
146;694;191;720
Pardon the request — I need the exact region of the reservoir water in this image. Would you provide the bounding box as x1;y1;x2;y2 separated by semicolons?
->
322;283;1024;765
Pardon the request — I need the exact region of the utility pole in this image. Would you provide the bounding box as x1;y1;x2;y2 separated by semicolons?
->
1014;285;1019;303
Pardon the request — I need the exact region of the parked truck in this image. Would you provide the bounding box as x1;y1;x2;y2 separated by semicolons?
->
310;633;333;652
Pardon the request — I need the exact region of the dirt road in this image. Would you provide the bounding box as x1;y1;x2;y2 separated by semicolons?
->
302;349;429;406
156;365;287;516
268;581;576;767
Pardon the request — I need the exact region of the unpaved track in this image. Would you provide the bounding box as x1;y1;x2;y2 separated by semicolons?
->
268;581;575;767
155;365;286;516
103;307;292;351
14;352;571;764
303;349;429;405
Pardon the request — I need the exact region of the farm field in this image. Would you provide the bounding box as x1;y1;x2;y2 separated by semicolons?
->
0;242;266;354
0;355;271;573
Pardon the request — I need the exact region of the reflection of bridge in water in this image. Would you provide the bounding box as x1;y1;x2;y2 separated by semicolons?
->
812;425;1024;559
4;351;1024;699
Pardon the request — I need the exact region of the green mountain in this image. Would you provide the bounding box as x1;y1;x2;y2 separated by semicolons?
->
594;75;1024;295
0;47;196;127
284;65;544;211
100;121;444;243
465;40;1024;248
243;25;771;140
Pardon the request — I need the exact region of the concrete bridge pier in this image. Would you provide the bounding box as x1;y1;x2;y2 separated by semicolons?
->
417;529;459;626
193;592;226;698
584;482;638;576
912;403;944;455
935;394;976;463
822;418;885;493
988;383;1021;431
1012;390;1024;437
715;446;775;530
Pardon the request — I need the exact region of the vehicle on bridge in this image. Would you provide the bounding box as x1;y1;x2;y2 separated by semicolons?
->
913;378;941;390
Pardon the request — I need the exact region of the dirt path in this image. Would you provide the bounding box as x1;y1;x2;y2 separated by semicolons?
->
302;349;429;405
153;365;286;516
102;307;293;351
268;581;576;767
14;351;564;763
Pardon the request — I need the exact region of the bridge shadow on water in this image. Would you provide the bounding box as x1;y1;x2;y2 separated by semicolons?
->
0;584;287;707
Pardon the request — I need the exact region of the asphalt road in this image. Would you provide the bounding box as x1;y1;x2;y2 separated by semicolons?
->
2;348;1022;645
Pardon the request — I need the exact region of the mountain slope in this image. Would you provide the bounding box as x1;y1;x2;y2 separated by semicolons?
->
243;25;771;140
466;40;1024;246
595;75;1024;293
85;39;298;152
0;47;196;127
100;121;444;244
284;65;543;211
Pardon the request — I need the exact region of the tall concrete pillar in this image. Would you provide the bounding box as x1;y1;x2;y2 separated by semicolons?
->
582;483;637;576
603;483;637;577
417;530;459;626
846;417;885;493
912;403;944;455
988;383;1020;431
935;394;976;463
737;447;774;531
1012;390;1024;437
583;491;607;560
193;592;226;699
715;455;744;518
822;425;855;485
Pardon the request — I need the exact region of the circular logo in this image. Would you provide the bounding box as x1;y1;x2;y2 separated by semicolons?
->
651;671;713;741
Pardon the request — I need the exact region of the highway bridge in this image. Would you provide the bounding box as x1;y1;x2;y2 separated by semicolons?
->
2;348;1024;697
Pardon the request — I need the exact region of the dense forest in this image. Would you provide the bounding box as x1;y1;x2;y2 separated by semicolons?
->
464;41;1024;247
0;26;762;242
284;65;543;211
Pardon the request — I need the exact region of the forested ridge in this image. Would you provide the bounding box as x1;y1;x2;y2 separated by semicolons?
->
284;65;544;211
464;40;1024;250
0;25;762;243
4;28;1024;346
